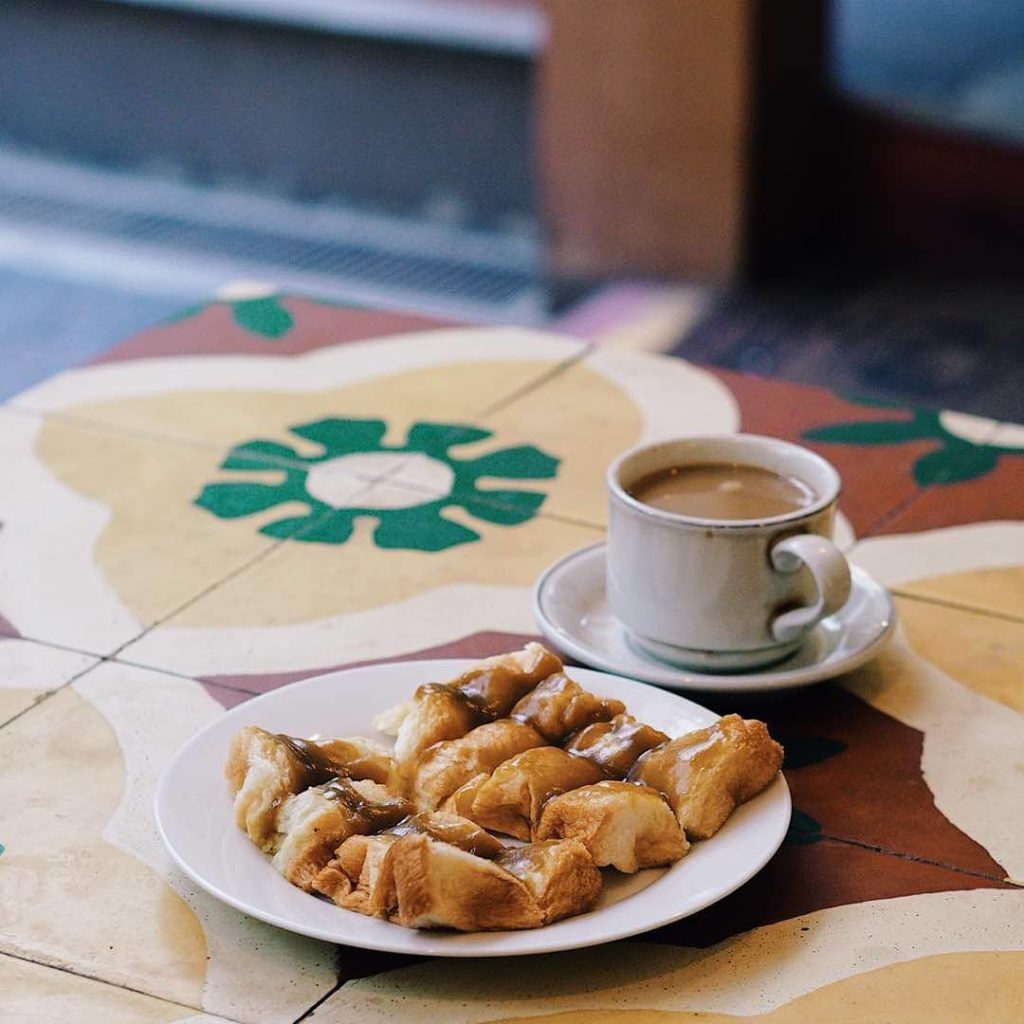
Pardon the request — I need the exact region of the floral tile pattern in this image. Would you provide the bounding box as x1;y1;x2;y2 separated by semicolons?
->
3;293;1022;1022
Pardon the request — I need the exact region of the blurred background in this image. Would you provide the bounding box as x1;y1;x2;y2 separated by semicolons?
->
0;0;1021;417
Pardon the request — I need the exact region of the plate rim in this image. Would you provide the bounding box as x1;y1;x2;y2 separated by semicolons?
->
533;542;897;693
155;658;792;957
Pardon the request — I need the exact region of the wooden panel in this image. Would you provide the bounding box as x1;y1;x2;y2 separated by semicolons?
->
537;0;749;282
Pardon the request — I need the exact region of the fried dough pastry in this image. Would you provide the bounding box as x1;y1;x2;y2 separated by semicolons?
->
535;780;689;873
391;683;486;766
225;726;395;850
470;747;605;840
273;778;413;890
450;642;563;717
496;839;602;923
387;811;505;858
511;673;625;743
314;811;504;914
411;720;547;810
441;772;490;818
390;833;544;931
375;644;562;763
565;714;670;778
312;833;397;915
627;714;784;839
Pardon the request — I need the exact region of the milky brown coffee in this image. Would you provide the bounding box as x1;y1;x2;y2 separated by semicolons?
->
627;462;816;521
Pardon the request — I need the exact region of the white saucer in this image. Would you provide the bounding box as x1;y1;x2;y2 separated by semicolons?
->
533;543;897;694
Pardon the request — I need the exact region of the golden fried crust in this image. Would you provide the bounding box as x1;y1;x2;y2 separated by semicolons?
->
411;720;547;811
390;834;544;931
314;737;395;785
511;673;626;743
226;727;399;851
226;726;307;850
470;747;605;840
392;684;485;767
377;644;562;758
317;834;402;917
496;840;602;923
273;779;413;891
452;643;563;718
441;772;490;819
628;714;783;840
535;780;689;873
387;811;504;858
565;715;670;778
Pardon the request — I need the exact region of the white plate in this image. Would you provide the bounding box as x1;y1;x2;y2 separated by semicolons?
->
534;544;897;694
156;659;791;957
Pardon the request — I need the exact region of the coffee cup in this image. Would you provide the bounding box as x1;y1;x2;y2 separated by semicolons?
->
606;435;851;671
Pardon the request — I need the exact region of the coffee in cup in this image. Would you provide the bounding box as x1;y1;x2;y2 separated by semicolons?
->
607;435;851;671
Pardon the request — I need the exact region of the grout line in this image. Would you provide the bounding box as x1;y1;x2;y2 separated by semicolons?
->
0;949;248;1023
291;979;345;1024
109;479;382;653
0;629;107;661
0;657;104;731
889;588;1024;626
823;832;1013;885
475;344;594;419
3;401;384;484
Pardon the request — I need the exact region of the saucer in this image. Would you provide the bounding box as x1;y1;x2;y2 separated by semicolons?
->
533;543;897;694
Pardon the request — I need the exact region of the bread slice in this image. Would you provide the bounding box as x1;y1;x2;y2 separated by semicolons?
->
273;779;412;890
511;672;625;742
225;726;395;851
410;720;546;811
535;780;689;873
470;747;604;840
628;714;783;839
496;840;602;923
390;834;543;931
565;714;670;778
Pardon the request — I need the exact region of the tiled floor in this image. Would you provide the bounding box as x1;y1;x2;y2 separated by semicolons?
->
1;291;1021;1023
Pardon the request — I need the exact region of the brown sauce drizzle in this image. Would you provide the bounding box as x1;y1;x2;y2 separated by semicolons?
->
456;666;540;718
386;813;503;858
565;717;670;778
320;778;412;831
276;733;347;788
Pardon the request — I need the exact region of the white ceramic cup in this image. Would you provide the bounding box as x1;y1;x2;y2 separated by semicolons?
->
606;435;852;671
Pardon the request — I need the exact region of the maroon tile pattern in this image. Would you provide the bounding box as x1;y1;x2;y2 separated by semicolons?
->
871;450;1024;536
647;840;1011;950
199;631;547;704
90;296;454;365
706;368;929;536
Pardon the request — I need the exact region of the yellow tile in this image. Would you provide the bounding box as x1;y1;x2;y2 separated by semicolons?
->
2;413;290;651
17;329;583;450
479;349;738;526
895;594;1024;712
897;567;1024;623
1;954;230;1024
177;507;598;629
463;953;1024;1024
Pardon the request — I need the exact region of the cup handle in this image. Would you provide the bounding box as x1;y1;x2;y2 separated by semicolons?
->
769;534;852;644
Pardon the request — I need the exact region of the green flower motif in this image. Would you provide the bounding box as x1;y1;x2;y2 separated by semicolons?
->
195;418;560;552
804;397;1024;486
162;295;294;339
